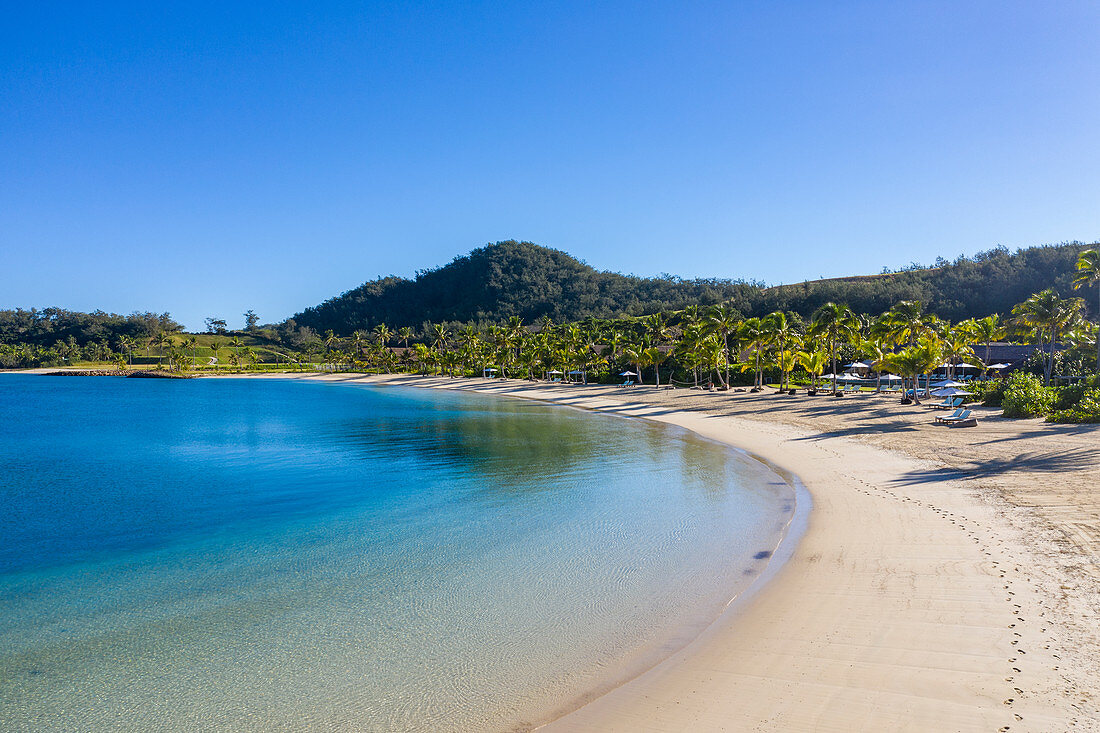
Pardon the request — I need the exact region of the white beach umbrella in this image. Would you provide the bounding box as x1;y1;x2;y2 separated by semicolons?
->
548;369;563;374
843;361;871;369
878;373;903;381
987;363;1011;370
819;373;839;380
941;362;979;370
931;387;973;397
930;379;966;388
839;373;863;381
620;371;638;376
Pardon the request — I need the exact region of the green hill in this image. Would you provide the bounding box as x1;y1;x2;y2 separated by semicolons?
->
292;239;1098;334
735;242;1096;321
291;240;754;333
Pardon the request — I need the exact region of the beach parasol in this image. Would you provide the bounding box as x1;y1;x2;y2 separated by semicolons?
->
878;373;903;381
987;363;1011;370
930;379;966;388
931;387;973;397
939;362;979;370
619;371;638;376
548;369;563;374
843;361;871;369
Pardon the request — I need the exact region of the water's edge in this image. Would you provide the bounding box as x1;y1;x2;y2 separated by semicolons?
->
228;374;812;732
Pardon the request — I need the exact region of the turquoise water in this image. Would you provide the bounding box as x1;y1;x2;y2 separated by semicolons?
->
0;375;795;731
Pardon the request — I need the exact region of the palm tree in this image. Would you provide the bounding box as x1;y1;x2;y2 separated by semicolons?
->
374;324;392;348
879;300;930;347
797;349;828;393
859;336;891;392
738;317;767;389
154;332;174;367
351;330;368;359
320;329;336;350
962;315;1006;374
808;302;860;394
675;323;706;387
706;304;740;388
397;327;413;349
643;345;668;388
941;326;978;379
185;336;198;368
1072;248;1100;371
430;323;450;361
882;339;942;405
229;335;243;364
620;342;645;386
762;312;800;391
117;335;136;366
1012;289;1085;385
209;340;222;369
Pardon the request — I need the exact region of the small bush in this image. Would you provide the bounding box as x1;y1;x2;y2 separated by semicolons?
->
1053;384;1089;411
1001;373;1056;418
969;379;1006;407
1047;389;1100;423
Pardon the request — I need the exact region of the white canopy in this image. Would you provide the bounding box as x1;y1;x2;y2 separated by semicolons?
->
567;370;585;375
930;379;966;388
838;373;864;381
878;373;903;381
819;373;839;380
987;363;1011;370
931;387;973;397
844;361;871;368
939;362;979;370
620;371;638;376
548;369;563;374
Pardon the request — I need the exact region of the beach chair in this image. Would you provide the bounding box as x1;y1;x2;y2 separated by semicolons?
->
927;396;963;410
616;379;634;388
934;407;964;423
935;409;972;425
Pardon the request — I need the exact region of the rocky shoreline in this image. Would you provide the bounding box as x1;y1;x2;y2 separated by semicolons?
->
45;369;192;379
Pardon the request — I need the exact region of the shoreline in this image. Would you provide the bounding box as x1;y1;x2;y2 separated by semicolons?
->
11;370;1098;729
200;372;1098;730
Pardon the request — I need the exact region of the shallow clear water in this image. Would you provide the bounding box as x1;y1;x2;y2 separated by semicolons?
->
0;375;795;732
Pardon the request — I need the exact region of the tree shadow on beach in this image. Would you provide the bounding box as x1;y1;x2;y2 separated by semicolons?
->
892;446;1100;485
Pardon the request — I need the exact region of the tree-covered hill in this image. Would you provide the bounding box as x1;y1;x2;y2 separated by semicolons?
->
293;239;1098;334
734;242;1096;322
291;240;755;333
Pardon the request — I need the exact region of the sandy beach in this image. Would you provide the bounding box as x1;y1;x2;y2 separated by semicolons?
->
217;372;1099;732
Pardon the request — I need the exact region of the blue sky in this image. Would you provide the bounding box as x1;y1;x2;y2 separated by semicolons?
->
3;2;1098;330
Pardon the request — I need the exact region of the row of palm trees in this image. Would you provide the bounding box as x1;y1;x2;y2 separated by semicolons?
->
314;247;1100;401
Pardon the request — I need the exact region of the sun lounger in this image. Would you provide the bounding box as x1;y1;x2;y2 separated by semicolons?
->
934;407;964;422
616;380;635;388
948;417;978;428
927;396;963;409
935;409;972;425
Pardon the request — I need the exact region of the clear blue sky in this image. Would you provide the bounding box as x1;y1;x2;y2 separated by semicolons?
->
3;2;1098;331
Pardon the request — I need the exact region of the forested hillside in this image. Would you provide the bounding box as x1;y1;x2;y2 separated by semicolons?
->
293;240;1097;334
736;242;1093;321
291;240;754;333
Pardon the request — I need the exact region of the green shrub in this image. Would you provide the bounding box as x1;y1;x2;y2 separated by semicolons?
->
1047;389;1100;423
1001;373;1056;418
969;379;1006;407
1053;384;1089;410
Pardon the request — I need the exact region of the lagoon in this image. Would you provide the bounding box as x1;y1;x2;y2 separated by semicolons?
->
0;375;794;731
